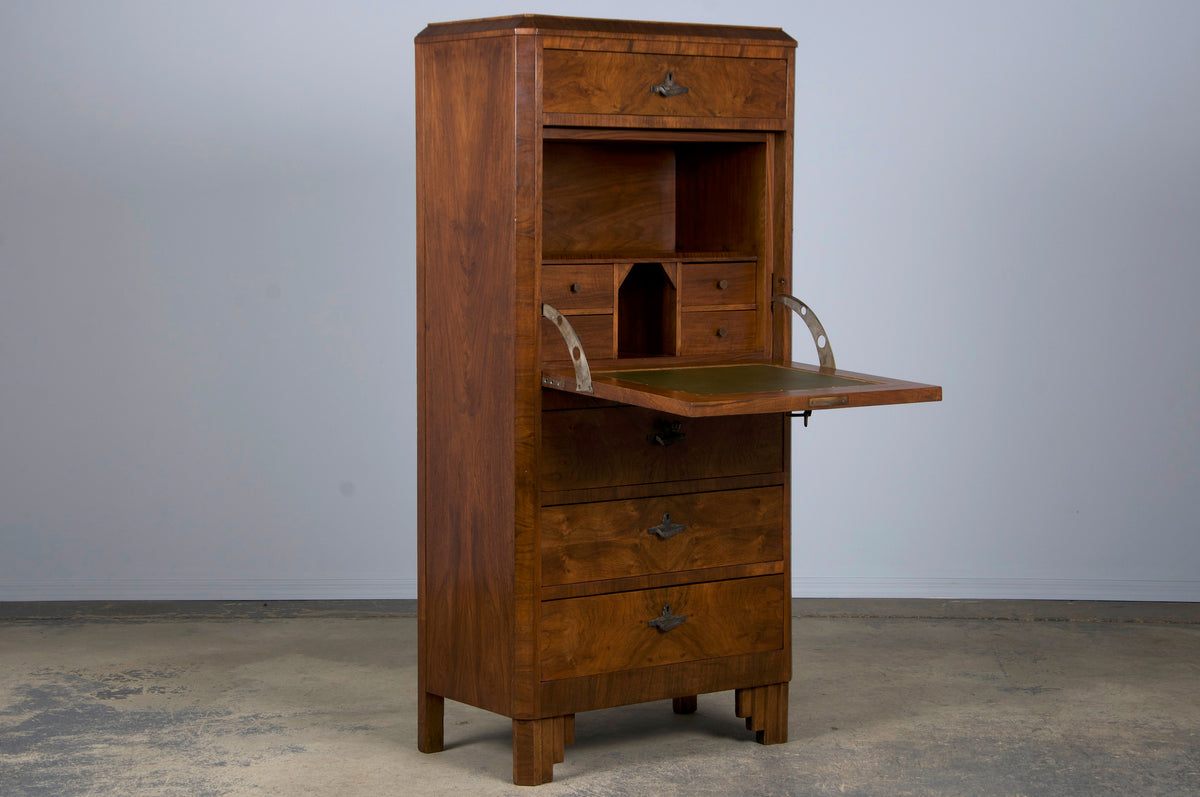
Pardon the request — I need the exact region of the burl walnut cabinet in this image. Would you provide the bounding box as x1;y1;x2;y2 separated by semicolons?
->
416;15;940;785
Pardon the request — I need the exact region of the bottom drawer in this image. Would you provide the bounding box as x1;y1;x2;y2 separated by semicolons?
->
539;575;786;681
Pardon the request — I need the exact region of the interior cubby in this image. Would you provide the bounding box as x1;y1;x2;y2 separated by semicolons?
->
542;138;768;258
617;263;677;358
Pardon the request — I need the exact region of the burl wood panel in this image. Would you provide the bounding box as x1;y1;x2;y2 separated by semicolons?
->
417;33;521;717
540;575;786;680
540;485;784;585
540;407;783;492
542;49;788;120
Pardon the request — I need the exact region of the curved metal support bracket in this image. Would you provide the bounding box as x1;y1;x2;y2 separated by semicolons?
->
773;294;837;373
541;303;593;394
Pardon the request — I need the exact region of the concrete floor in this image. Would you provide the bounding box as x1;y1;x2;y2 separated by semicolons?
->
1;601;1198;796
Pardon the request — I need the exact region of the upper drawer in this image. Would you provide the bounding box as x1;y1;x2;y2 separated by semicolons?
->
543;264;614;312
542;50;788;121
681;261;757;307
541;406;783;492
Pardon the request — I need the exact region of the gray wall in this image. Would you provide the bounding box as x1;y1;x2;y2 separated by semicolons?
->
2;1;1197;601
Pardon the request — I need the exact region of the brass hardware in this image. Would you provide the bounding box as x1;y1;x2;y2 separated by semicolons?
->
716;279;729;290
810;395;849;408
541;303;593;394
648;604;687;632
716;327;728;338
570;283;582;293
648;512;686;540
647;419;685;447
650;72;689;97
773;294;837;373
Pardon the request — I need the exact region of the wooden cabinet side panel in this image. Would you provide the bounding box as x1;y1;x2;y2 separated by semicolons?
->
417;34;520;716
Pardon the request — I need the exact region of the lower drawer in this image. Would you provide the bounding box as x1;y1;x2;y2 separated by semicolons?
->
541;486;784;586
539;575;786;681
542;313;614;363
680;309;758;355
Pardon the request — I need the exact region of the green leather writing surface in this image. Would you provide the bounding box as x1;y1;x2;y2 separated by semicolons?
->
604;364;869;396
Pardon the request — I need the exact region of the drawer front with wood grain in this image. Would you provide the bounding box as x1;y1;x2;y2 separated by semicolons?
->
541;313;614;363
541;407;783;492
543;50;788;121
541;486;783;586
681;261;757;307
542;264;614;312
539;575;786;681
680;309;758;356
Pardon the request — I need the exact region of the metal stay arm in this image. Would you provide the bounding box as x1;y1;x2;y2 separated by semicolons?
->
541;303;593;394
772;294;837;373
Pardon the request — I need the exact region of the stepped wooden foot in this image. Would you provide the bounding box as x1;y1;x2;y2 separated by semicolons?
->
735;683;788;745
418;692;444;753
673;695;698;714
513;715;572;786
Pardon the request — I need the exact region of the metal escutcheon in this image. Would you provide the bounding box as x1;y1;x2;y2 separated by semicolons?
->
648;512;686;540
649;604;687;632
651;72;689;97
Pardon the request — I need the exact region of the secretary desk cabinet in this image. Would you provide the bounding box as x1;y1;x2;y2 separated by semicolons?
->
416;15;940;785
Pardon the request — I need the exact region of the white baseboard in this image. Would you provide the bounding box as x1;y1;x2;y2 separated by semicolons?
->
792;577;1200;602
3;577;1197;603
0;579;419;601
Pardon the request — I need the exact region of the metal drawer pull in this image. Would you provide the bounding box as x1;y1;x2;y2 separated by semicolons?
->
649;604;687;632
651;72;689;97
647;419;685;447
648;512;686;540
716;327;728;338
716;279;729;290
570;283;582;293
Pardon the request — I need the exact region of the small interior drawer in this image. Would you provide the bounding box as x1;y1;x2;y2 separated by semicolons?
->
540;406;783;492
543;264;614;312
680;310;758;356
539;574;786;681
542;49;788;121
681;261;757;307
541;486;784;586
542;314;614;363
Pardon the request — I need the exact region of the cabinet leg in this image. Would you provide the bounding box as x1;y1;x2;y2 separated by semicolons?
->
513;716;567;786
734;683;788;745
418;692;444;753
673;695;698;714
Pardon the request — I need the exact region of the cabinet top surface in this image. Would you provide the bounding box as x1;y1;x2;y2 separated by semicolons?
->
416;14;796;46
